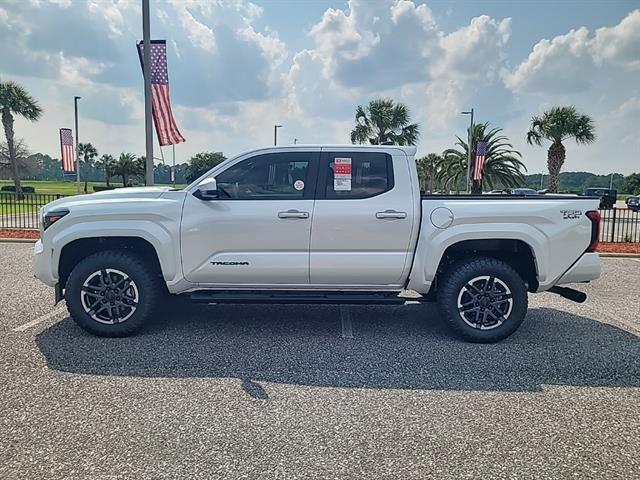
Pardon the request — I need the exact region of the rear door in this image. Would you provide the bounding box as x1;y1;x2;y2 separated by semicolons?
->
309;149;416;287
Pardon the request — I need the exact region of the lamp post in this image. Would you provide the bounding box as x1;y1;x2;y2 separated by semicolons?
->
274;124;282;146
74;96;81;193
461;109;474;193
142;0;154;185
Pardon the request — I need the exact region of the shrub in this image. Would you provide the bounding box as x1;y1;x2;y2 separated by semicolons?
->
1;185;36;193
93;185;117;192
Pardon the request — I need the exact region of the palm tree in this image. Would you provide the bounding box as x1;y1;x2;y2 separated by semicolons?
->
350;98;419;146
115;153;141;187
77;142;98;168
96;154;116;187
416;153;442;193
438;123;526;194
526;106;595;193
0;80;42;196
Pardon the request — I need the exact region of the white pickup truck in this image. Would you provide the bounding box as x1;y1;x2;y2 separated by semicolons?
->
34;145;602;342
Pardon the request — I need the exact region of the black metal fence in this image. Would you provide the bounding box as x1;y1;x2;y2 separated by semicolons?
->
599;207;640;243
0;192;65;230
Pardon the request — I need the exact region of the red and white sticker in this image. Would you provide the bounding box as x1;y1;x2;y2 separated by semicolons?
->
334;157;352;191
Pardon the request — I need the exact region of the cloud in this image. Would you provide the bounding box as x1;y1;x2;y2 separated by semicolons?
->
307;0;439;89
503;27;593;94
287;0;512;134
504;9;640;94
591;9;640;70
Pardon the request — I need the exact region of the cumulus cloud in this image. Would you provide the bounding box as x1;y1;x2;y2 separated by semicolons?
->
504;9;640;94
307;0;439;89
591;9;640;69
286;0;512;132
503;27;596;94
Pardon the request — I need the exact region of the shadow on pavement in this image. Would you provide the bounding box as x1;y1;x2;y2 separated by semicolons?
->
36;302;640;392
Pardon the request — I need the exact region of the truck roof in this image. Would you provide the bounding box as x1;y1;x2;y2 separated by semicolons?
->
237;144;418;157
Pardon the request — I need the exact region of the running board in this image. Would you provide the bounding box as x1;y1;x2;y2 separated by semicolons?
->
188;290;407;305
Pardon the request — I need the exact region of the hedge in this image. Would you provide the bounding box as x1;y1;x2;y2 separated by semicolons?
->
0;185;36;193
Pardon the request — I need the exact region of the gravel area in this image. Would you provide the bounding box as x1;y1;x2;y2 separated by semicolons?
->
0;243;638;479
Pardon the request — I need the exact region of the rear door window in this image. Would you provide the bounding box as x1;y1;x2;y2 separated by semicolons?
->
319;152;394;199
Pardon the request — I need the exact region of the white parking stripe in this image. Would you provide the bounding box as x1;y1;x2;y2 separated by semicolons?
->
12;305;67;332
340;305;353;339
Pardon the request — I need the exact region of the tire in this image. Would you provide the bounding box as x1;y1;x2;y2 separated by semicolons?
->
437;256;528;343
65;250;162;337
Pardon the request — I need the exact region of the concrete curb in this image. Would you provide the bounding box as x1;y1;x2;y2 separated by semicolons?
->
0;238;38;243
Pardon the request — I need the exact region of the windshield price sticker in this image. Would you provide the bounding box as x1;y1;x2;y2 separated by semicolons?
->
334;157;352;191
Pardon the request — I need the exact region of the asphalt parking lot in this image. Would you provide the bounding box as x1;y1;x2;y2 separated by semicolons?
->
1;243;638;479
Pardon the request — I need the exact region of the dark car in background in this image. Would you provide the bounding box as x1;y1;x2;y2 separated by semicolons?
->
626;195;640;211
489;188;540;196
584;188;617;209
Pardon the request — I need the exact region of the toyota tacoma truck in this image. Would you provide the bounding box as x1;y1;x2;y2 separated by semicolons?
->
33;145;602;342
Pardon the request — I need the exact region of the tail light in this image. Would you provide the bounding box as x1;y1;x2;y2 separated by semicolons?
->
585;210;601;252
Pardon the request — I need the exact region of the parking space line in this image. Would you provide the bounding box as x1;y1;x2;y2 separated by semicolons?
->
340;305;353;339
12;305;67;332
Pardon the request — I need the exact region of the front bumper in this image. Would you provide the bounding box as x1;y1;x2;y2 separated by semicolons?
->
555;252;602;285
33;239;57;287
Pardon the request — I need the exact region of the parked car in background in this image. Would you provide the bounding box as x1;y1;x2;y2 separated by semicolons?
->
507;188;539;196
583;187;617;209
490;188;539;196
626;195;640;211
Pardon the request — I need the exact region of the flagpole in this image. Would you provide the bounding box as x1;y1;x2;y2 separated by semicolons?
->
172;144;176;187
74;96;81;193
142;0;154;186
462;108;474;194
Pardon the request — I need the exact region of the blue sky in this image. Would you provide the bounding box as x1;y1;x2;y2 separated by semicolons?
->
1;0;639;174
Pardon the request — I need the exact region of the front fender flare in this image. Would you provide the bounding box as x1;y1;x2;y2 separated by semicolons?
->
50;220;178;282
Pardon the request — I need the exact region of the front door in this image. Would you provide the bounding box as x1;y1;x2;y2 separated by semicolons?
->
309;149;416;287
181;150;319;286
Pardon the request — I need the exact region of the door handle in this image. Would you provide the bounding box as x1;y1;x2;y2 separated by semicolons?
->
376;210;407;219
278;209;309;219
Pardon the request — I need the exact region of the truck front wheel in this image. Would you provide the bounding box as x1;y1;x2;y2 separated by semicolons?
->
65;250;162;337
437;257;528;343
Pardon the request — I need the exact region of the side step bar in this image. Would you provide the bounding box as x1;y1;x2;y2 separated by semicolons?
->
548;286;587;303
188;290;408;305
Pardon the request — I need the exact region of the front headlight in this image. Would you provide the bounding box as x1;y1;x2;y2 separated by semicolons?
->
43;208;70;230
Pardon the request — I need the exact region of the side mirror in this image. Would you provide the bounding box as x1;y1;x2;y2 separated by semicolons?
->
194;177;218;201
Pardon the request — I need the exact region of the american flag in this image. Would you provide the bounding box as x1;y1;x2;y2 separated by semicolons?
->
59;128;75;172
137;40;185;146
473;141;487;181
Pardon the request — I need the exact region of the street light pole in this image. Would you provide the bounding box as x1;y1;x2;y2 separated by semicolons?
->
142;0;154;186
274;124;282;146
461;108;474;193
609;173;614;190
74;96;81;194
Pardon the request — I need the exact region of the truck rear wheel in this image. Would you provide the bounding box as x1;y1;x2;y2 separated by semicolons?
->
65;250;162;337
437;257;528;343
